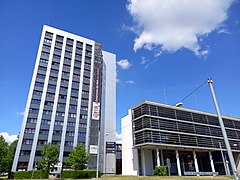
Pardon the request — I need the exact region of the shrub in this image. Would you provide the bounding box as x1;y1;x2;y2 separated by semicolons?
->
153;166;167;176
13;170;48;179
61;170;100;179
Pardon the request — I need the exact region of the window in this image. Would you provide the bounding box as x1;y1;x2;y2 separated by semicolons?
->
56;35;63;41
43;44;51;50
72;81;79;86
40;58;48;64
81;99;88;103
64;57;71;63
27;118;37;124
39;130;49;135
43;110;52;115
44;38;52;44
65;141;73;146
23;139;33;145
49;76;57;81
68;113;76;118
31;99;41;104
33;90;42;96
41;52;49;57
53;130;62;135
35;82;44;87
61;79;69;84
54;48;61;53
38;66;47;71
20;150;30;156
45;32;53;38
46;92;55;98
81;106;88;111
69;104;77;109
59;95;67;100
41;119;50;125
70;96;78;101
37;140;47;145
44;101;53;106
55;42;62;48
66;131;74;137
80;114;87;119
73;74;80;79
62;71;70;77
58;103;65;108
29;108;39;114
60;86;68;91
25;128;35;134
66;45;73;51
36;74;45;79
82;91;89;95
55;121;63;126
56;112;65;117
48;84;56;89
71;88;78;93
51;69;59;74
52;61;60;66
53;54;61;60
74;67;80;72
79;123;87;128
78;132;86;137
67;122;75;127
65;51;72;56
63;65;71;69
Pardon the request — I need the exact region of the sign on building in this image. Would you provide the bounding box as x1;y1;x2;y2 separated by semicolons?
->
89;145;98;154
106;142;116;154
92;102;100;120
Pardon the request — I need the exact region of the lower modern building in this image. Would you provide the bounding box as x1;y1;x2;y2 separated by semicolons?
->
12;25;116;174
122;101;240;176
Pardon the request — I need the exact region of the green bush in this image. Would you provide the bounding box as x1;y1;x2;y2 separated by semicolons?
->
153;166;167;176
61;170;100;179
13;170;48;179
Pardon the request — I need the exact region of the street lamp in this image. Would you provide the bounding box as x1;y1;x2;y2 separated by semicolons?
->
208;78;238;180
175;102;183;107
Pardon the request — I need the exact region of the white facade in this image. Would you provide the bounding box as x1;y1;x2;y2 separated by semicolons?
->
12;25;116;173
122;109;139;175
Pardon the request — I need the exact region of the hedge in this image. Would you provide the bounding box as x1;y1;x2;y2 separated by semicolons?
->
61;170;100;179
13;170;48;179
153;166;168;176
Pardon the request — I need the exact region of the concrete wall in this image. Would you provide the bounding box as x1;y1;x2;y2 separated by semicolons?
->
122;109;139;175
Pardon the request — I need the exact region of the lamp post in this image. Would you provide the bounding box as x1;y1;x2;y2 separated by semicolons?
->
208;78;238;180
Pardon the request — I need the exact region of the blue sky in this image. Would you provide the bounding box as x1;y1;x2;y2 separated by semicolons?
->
0;0;240;142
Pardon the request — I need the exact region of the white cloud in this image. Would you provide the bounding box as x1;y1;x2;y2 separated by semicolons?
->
140;56;149;65
116;132;122;143
126;80;135;85
16;111;25;116
127;0;234;56
117;59;132;69
0;132;18;144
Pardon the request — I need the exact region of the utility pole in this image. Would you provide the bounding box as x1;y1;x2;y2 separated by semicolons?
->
208;78;238;180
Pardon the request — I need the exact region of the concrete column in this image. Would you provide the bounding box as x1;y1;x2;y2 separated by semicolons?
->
160;149;164;165
156;148;160;166
175;149;182;176
141;149;146;176
193;151;199;176
209;151;216;174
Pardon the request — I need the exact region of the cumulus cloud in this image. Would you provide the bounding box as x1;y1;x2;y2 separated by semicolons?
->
126;80;135;85
127;0;234;56
16;111;25;116
116;132;122;143
117;59;132;69
0;132;18;144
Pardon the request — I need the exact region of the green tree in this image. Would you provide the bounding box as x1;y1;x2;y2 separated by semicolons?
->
0;135;9;173
65;144;89;170
37;143;59;174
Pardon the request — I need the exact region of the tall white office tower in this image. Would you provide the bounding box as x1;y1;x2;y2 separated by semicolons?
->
12;25;116;174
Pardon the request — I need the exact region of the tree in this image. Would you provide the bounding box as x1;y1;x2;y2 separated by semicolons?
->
37;143;59;173
8;140;18;170
65;144;89;170
0;135;9;173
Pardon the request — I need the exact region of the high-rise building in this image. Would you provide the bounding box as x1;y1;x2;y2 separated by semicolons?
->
12;25;116;173
122;101;240;176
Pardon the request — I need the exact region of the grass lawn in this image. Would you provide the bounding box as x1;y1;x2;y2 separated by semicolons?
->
100;175;233;180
